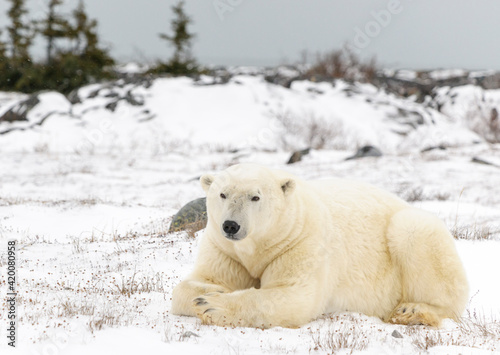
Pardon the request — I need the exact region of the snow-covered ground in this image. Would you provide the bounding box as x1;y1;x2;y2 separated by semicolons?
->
1;73;500;354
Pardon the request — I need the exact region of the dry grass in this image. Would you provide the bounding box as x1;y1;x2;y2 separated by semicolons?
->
183;218;207;239
457;309;500;344
88;314;123;334
112;271;166;297
87;303;132;334
403;327;459;351
451;224;497;241
143;217;174;237
306;309;500;353
0;197;103;207
397;185;497;241
309;315;369;354
398;186;450;202
56;296;132;334
34;142;50;153
58;299;96;317
402;310;500;352
71;237;88;254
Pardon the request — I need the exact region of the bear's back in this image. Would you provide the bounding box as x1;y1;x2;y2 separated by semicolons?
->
304;178;408;224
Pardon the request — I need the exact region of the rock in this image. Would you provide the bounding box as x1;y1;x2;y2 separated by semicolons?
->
471;157;499;167
105;90;144;112
168;197;207;233
391;330;403;339
480;73;500;90
421;145;446;153
491;108;498;122
181;331;200;338
87;89;101;99
345;145;382;160
105;100;119;112
104;92;120;99
0;94;40;123
287;148;311;164
124;90;144;106
66;89;81;104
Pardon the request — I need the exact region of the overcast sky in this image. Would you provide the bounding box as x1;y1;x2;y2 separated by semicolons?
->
1;0;499;69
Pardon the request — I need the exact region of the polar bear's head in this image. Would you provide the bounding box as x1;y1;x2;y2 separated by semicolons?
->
200;164;295;241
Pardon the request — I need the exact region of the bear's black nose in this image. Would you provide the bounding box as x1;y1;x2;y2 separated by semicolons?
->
223;220;240;235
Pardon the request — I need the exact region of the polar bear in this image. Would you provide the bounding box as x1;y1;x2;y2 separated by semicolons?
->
171;164;469;328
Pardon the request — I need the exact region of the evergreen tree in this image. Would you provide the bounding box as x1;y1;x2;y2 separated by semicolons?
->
63;0;113;68
0;31;9;85
1;0;114;93
4;0;34;91
160;0;195;64
49;0;114;92
153;0;198;75
38;0;70;65
6;0;32;64
68;0;96;53
0;31;7;59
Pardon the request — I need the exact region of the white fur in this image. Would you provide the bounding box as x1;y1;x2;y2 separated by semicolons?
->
171;164;469;328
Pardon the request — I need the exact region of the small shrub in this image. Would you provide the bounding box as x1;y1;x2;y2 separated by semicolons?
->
465;99;500;143
71;237;87;254
112;271;166;296
434;192;451;201
398;186;450;202
309;315;369;354
451;224;497;241
305;46;377;83
274;110;347;150
88;312;125;334
402;309;500;352
402;187;425;202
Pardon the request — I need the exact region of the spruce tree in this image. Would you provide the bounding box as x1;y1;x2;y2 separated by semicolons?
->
154;0;198;75
4;0;34;91
68;1;113;66
49;0;114;92
6;0;32;64
0;31;7;59
38;0;70;65
0;31;9;85
68;0;94;53
1;0;115;93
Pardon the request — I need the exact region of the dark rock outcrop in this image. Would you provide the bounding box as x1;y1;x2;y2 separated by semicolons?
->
471;157;499;168
345;145;382;160
421;145;447;153
168;197;207;233
0;95;40;123
287;148;311;164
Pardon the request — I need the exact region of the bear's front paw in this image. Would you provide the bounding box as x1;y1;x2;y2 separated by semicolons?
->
193;292;241;327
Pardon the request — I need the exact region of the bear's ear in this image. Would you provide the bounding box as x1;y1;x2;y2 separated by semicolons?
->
200;174;215;193
280;179;295;195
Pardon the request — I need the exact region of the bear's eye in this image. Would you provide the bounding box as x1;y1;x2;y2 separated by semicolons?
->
220;193;226;199
251;196;260;202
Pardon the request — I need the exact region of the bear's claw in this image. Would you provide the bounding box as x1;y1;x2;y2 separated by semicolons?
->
194;298;208;306
192;293;235;326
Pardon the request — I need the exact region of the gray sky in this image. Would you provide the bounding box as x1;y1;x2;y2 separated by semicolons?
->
1;0;499;69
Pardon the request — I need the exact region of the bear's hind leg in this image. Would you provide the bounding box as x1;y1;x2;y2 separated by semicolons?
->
386;208;469;327
387;302;442;326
